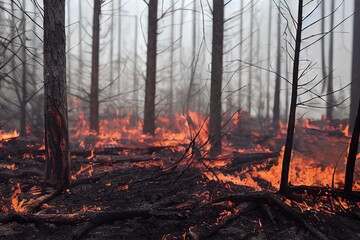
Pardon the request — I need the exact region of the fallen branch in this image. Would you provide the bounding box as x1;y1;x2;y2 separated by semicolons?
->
213;192;328;240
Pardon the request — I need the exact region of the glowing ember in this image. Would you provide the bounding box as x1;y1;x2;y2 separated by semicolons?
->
0;130;19;141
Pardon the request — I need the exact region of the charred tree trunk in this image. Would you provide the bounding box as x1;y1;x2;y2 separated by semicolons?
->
109;0;114;96
143;0;158;135
350;0;360;133
118;0;122;95
67;0;71;94
209;0;224;156
169;0;175;115
266;1;272;119
90;0;101;133
248;0;254;115
44;0;70;188
326;0;335;121
344;98;360;194
133;19;139;121
185;0;197;112
238;0;243;109
279;0;303;193
20;0;27;136
78;0;83;88
272;8;281;130
320;1;327;94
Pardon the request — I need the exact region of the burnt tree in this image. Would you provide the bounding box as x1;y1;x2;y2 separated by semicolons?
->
326;0;335;121
143;0;158;135
344;98;360;193
279;0;303;193
350;0;360;133
209;0;224;156
272;5;281;130
90;0;101;133
44;0;70;188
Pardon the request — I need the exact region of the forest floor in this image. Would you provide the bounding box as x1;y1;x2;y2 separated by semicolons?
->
0;118;359;240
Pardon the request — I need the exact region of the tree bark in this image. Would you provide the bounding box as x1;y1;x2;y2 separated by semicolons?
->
43;0;70;188
20;0;27;136
90;0;101;133
279;0;303;193
247;0;254;115
266;1;272;119
326;0;335;121
209;0;224;156
143;0;158;135
344;98;360;193
350;0;360;133
239;0;244;109
169;0;175;115
272;7;281;130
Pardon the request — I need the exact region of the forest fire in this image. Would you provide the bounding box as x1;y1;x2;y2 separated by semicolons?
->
1;0;360;239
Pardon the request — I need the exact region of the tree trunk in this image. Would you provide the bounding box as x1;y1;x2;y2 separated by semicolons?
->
266;0;272;119
67;0;71;94
143;0;158;135
279;0;303;193
133;18;139;122
272;7;281;130
118;0;122;95
44;0;70;188
169;0;175;115
320;1;327;94
238;0;244;109
326;0;335;121
350;0;360;133
90;0;101;133
78;0;83;88
185;0;197;112
344;98;360;193
247;0;254;116
20;0;27;136
209;0;224;156
109;0;114;96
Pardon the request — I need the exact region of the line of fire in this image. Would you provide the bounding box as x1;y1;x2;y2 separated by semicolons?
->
0;0;359;239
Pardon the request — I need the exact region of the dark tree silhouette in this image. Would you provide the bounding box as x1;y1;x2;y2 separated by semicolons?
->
143;0;158;135
279;0;303;193
44;0;70;188
90;0;101;133
272;6;281;130
350;0;360;132
344;98;360;194
209;0;224;156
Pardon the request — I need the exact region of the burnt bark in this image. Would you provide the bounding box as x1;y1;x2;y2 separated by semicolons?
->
266;1;272;119
209;0;224;156
44;0;70;188
143;0;158;135
326;0;335;121
279;0;303;193
20;0;27;136
90;0;101;133
247;0;254;115
272;7;281;130
344;98;360;193
350;0;360;133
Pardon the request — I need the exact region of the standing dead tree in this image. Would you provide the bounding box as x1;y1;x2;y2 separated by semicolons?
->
279;0;303;193
209;0;224;156
143;0;158;135
44;0;70;188
90;0;102;133
350;0;360;133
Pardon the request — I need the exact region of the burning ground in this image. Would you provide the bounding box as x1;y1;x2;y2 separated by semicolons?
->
0;111;359;239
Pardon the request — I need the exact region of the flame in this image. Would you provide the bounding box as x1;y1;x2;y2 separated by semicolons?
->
11;183;26;213
0;130;19;141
